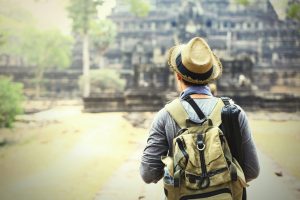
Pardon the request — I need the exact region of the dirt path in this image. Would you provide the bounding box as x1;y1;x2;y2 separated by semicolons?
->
248;149;300;200
95;142;300;200
0;107;145;200
0;108;299;200
94;141;164;200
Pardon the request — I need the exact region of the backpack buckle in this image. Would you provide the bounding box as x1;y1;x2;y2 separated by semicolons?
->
197;143;206;151
197;134;206;151
199;176;210;189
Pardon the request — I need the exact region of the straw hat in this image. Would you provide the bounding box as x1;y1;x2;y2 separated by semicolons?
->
168;37;222;84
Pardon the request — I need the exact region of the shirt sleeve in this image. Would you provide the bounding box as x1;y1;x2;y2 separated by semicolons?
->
237;106;260;182
140;108;169;183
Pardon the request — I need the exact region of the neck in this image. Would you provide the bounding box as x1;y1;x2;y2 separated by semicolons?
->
179;83;213;99
190;93;212;99
178;81;188;92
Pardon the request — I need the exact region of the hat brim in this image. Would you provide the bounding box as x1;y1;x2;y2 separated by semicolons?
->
167;44;222;84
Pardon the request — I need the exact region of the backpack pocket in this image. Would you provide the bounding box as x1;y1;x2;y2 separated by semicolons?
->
174;127;231;190
162;156;176;199
179;188;233;200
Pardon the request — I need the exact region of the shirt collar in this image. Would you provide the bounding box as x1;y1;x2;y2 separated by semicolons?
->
180;85;212;99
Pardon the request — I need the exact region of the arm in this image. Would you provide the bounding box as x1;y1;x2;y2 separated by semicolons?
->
238;108;260;182
140;108;169;184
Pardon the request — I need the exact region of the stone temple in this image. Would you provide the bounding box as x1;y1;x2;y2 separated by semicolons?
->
106;0;300;95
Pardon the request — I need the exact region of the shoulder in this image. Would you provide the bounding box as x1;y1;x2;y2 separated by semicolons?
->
151;106;171;127
234;104;248;120
230;102;250;129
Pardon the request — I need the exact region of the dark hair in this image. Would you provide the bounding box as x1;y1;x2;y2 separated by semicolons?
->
182;78;206;86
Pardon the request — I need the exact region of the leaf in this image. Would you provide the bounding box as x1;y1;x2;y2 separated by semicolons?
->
0;76;24;128
89;19;117;53
234;0;250;6
123;0;151;17
67;0;104;34
287;3;300;22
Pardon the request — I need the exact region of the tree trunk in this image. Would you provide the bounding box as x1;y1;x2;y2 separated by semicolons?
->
82;33;90;97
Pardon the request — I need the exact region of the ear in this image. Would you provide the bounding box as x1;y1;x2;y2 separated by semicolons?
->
176;73;183;81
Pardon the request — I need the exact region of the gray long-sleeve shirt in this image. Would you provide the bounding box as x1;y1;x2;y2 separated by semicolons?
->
140;97;260;184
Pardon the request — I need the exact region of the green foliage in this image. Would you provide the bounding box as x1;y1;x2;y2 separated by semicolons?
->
124;0;151;17
89;19;117;53
0;1;73;97
79;69;126;93
67;0;104;34
22;28;73;69
21;28;73;97
234;0;250;6
287;3;300;21
0;76;24;128
0;1;35;56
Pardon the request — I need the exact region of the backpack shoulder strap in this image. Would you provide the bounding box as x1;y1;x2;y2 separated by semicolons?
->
165;98;189;129
208;98;225;127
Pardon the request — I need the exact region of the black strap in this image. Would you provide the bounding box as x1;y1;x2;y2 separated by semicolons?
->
182;95;206;123
243;188;247;200
176;138;189;168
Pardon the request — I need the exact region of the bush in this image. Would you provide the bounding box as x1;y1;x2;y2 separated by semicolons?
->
0;76;24;128
288;3;300;21
79;69;126;94
234;0;249;6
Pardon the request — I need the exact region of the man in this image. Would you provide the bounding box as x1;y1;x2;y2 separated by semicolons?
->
140;37;259;196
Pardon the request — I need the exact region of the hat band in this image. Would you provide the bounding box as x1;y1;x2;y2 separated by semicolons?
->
176;54;213;81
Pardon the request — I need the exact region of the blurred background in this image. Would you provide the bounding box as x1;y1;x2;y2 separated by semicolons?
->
0;0;299;200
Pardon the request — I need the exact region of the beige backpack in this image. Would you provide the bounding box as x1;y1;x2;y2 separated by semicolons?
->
162;97;247;200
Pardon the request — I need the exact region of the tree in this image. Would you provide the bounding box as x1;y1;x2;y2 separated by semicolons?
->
0;0;35;65
0;1;73;98
123;0;151;17
67;0;104;97
234;0;250;6
89;19;117;54
287;2;300;22
67;0;150;97
89;19;116;67
21;28;73;98
0;76;24;128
